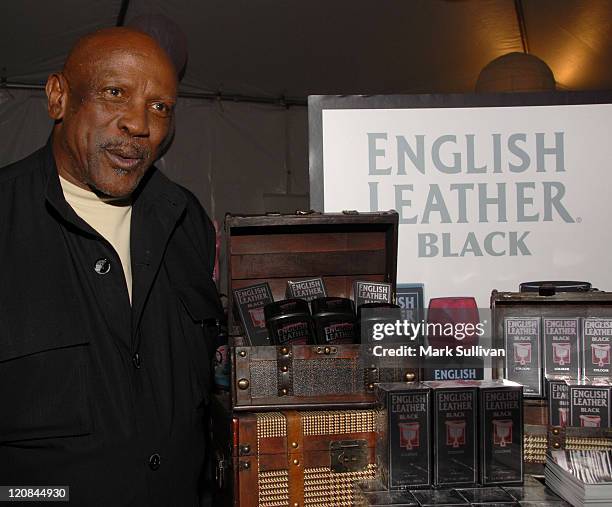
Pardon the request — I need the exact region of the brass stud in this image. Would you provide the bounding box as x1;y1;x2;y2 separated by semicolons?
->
294;503;299;507
240;444;251;454
237;378;250;390
324;346;331;354
552;428;560;436
281;388;288;395
291;442;299;449
280;346;289;355
405;372;416;382
238;350;247;357
553;442;561;449
293;459;300;465
368;383;375;390
281;365;288;372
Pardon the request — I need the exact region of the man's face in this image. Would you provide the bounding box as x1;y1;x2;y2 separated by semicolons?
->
51;36;177;197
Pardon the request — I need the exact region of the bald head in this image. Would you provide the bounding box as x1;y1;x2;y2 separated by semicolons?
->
63;27;178;84
46;27;178;197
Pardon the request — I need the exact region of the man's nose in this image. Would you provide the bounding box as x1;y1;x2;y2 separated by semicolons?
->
117;100;150;137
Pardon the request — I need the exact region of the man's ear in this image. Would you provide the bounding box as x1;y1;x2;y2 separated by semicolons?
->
46;73;68;120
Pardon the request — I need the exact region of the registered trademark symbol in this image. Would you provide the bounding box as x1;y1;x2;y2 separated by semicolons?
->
576;217;582;223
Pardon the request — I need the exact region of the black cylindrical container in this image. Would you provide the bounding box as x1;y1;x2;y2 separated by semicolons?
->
519;280;592;295
311;297;356;345
357;302;402;344
264;298;315;346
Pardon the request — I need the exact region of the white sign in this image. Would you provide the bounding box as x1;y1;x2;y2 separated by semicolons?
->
319;103;612;306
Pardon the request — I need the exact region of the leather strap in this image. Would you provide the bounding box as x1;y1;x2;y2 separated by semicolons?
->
277;346;294;396
237;414;258;506
285;411;304;507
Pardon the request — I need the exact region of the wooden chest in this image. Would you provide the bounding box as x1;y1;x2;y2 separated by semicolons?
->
491;290;612;469
211;393;379;506
225;212;418;411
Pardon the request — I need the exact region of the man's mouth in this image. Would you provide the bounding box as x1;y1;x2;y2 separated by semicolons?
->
104;147;144;171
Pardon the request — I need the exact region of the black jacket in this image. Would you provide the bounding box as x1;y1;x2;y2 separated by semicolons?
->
0;142;223;506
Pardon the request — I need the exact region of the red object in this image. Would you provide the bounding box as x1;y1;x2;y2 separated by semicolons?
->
426;297;480;350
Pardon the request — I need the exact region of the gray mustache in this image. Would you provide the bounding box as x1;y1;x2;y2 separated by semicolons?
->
100;141;151;160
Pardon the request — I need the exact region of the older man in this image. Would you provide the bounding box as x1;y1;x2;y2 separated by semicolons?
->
0;28;221;506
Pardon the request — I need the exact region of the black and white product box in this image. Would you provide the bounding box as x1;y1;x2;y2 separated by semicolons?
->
568;380;611;428
396;285;424;323
376;383;431;489
233;282;274;345
353;281;392;308
547;378;570;427
425;381;478;488
543;318;580;379
286;277;327;302
581;318;612;380
479;379;523;486
504;317;542;397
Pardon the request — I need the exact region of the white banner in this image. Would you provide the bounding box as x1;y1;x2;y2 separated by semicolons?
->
317;101;612;306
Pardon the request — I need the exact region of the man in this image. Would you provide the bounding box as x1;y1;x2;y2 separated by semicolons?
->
0;28;222;506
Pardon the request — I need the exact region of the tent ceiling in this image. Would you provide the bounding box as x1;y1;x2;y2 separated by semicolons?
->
2;0;612;99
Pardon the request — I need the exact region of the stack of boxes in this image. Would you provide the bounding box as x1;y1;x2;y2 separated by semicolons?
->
373;380;524;495
502;316;611;428
356;379;572;505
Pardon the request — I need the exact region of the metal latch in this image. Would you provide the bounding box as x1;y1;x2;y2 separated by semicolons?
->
364;366;379;388
330;440;368;473
314;345;338;355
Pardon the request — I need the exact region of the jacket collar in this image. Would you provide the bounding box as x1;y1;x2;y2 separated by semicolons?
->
41;138;188;339
42;138;99;235
41;138;187;223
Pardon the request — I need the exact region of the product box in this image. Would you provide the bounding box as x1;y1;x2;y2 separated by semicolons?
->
396;284;424;323
285;277;327;302
375;383;432;489
581;318;612;380
547;378;570;427
568;380;611;428
233;282;274;345
503;317;542;397
543;318;580;379
425;381;478;488
479;379;523;486
354;281;393;308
